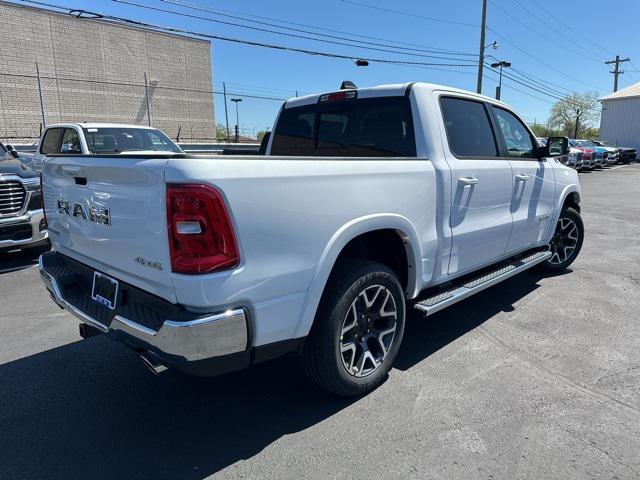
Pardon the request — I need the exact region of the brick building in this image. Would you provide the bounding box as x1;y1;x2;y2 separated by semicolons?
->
0;0;216;143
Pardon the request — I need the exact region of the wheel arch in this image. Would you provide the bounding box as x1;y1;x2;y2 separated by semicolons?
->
562;190;581;213
293;214;422;339
547;185;581;241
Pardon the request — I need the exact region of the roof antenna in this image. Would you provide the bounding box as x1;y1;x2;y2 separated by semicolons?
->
340;81;357;90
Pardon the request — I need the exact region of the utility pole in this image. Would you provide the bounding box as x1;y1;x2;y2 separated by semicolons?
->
35;62;46;128
476;0;488;94
223;82;230;143
605;55;630;92
144;73;152;126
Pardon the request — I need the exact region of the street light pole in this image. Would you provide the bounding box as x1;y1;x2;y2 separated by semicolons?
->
231;98;242;143
490;61;511;100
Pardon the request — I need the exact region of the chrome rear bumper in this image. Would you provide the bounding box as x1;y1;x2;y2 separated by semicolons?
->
39;252;249;364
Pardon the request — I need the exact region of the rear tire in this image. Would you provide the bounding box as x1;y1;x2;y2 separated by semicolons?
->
299;259;405;397
538;207;584;272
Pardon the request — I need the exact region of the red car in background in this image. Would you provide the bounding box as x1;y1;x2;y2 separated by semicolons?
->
569;140;595;169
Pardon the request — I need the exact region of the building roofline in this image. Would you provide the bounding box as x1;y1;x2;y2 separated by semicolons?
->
0;0;211;45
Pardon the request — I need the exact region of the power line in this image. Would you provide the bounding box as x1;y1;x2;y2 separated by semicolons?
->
486;57;573;98
527;0;615;57
340;0;480;28
508;0;606;62
0;71;287;101
488;0;602;63
486;27;606;91
484;63;601;112
15;0;478;68
164;1;476;57
114;0;479;64
161;0;477;57
483;70;553;105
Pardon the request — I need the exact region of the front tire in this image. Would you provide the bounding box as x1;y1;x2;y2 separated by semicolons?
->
539;207;584;272
299;259;406;397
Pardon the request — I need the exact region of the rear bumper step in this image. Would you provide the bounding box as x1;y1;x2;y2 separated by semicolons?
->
39;251;249;370
414;250;551;315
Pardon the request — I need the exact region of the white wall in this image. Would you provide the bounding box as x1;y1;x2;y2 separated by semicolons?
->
599;97;640;150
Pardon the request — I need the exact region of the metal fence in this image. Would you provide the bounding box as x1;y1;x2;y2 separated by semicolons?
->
0;70;224;144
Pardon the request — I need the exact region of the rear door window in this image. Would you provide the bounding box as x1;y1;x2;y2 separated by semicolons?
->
271;96;416;157
440;97;498;157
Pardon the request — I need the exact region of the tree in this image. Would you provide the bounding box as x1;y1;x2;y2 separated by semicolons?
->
216;123;230;142
256;130;267;142
549;91;601;138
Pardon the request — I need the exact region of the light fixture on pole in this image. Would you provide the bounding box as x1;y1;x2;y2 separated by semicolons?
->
490;60;511;100
231;98;242;143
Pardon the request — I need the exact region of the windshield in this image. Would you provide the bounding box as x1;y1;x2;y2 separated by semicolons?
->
575;140;597;148
82;127;182;154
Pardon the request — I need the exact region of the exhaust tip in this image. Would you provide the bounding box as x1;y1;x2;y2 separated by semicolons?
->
140;352;168;375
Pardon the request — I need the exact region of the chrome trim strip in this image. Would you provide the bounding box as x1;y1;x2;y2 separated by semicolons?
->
163;309;245;328
113;315;158;336
415;251;551;315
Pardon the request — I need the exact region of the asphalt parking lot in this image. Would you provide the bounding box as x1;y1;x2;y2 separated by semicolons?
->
1;164;639;480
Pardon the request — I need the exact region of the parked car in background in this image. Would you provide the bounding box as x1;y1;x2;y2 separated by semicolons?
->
590;140;618;165
26;123;183;172
0;142;49;254
569;140;595;169
567;147;584;170
573;140;607;167
592;140;636;164
38;82;583;396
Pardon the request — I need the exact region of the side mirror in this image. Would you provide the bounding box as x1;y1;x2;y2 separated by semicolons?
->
6;144;19;158
541;136;569;157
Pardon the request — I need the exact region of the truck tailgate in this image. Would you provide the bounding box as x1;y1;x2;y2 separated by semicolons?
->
42;155;176;303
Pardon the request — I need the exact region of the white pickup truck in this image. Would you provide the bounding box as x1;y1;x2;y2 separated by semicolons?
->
20;123;183;172
39;82;583;396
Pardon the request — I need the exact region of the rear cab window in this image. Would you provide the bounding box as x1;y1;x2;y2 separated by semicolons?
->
271;96;416;157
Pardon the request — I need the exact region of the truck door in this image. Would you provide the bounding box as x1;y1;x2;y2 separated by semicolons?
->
438;95;514;275
488;106;556;253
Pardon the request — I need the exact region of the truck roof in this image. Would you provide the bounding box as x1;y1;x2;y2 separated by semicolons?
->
43;123;158;130
284;82;507;109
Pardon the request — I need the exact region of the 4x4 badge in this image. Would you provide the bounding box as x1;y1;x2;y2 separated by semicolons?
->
134;256;163;271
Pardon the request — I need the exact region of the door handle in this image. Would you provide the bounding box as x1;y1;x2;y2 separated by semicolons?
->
459;177;479;186
515;174;530;182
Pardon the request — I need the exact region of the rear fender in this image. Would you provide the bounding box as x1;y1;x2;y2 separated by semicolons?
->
293;214;422;338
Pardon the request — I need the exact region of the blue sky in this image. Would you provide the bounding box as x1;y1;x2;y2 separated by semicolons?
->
17;0;640;135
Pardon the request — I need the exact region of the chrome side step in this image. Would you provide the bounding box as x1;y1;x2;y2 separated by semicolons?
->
414;250;551;315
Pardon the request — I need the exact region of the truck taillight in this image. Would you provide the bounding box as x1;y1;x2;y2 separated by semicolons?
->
166;184;239;274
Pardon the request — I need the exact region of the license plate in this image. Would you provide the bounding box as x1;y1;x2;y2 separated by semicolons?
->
91;271;119;310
